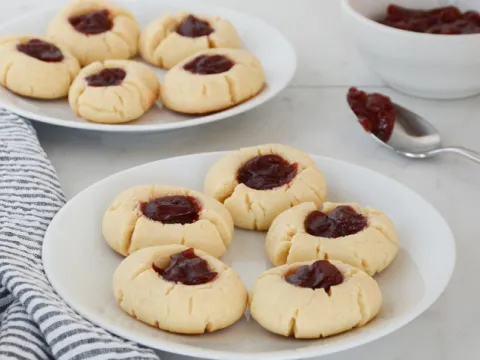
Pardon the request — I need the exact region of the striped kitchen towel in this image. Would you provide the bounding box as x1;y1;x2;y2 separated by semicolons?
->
0;110;160;360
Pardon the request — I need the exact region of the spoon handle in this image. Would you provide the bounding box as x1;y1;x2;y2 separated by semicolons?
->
439;146;480;164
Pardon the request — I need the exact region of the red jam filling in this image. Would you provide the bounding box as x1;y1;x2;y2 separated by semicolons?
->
16;39;64;62
285;260;344;290
176;15;214;37
379;5;480;34
347;87;395;142
68;9;113;35
305;205;368;238
183;55;234;75
153;248;218;285
140;195;201;224
236;154;298;190
85;68;126;87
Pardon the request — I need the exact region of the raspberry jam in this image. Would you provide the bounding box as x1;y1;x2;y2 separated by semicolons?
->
68;9;113;35
176;15;214;37
379;5;480;34
237;154;298;190
347;87;395;142
85;68;126;87
305;205;368;238
153;248;218;285
140;196;201;224
184;55;234;75
285;260;344;290
16;39;64;62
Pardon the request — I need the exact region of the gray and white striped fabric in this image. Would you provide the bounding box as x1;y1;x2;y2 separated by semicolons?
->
0;110;160;360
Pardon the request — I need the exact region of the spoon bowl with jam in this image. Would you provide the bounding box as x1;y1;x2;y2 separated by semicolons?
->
347;87;480;163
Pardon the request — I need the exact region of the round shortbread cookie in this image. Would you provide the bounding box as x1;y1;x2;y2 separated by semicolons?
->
68;60;160;124
250;259;382;338
0;36;80;99
113;245;248;334
140;12;241;70
160;48;264;114
204;144;327;231
266;202;398;275
102;184;234;258
46;0;139;66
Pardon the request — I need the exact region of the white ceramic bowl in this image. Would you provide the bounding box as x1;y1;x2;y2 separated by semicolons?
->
342;0;480;99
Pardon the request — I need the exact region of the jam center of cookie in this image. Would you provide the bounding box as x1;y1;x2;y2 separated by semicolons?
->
140;195;201;224
184;55;234;75
153;248;218;285
347;87;395;142
16;39;64;63
305;205;368;238
379;5;480;34
68;9;113;35
285;260;344;290
176;15;214;37
85;68;126;87
237;154;298;190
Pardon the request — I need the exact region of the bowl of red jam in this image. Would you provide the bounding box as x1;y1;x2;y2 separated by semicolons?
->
342;0;480;99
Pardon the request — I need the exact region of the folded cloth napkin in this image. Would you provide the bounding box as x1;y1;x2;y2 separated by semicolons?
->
0;110;160;360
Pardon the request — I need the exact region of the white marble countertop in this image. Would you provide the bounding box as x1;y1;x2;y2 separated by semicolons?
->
2;1;480;359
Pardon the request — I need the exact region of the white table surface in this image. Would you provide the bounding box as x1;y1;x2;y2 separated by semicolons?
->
2;1;479;359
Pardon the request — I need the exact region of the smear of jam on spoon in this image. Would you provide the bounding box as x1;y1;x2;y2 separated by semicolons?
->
347;87;396;142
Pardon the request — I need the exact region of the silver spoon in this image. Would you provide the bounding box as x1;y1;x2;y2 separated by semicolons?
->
369;103;480;164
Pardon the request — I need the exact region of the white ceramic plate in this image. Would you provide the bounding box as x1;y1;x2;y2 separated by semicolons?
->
0;0;296;133
43;152;456;360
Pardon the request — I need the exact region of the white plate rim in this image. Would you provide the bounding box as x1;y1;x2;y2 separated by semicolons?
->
42;152;456;360
0;3;297;133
